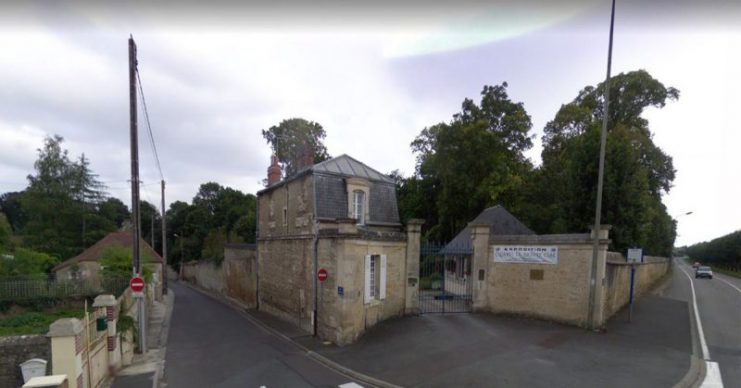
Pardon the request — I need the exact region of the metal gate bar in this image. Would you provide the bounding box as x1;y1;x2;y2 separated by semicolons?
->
419;243;473;314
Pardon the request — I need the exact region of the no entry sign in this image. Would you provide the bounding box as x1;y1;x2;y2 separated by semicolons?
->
317;268;328;282
130;276;145;293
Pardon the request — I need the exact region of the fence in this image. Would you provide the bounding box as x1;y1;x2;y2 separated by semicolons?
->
0;275;130;301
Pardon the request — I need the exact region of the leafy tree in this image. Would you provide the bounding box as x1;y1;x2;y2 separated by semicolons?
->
409;83;534;241
98;197;130;229
262;118;330;177
21;135;108;259
0;191;26;232
100;246;152;282
0;213;11;250
140;200;161;251
686;230;741;271
0;247;56;277
533;70;678;256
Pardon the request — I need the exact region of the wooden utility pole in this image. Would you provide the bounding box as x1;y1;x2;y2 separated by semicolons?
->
161;180;168;295
128;35;146;353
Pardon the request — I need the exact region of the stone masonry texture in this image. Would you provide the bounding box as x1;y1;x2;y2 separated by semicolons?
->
0;335;50;387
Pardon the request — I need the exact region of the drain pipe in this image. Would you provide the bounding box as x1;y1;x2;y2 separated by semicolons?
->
312;175;319;336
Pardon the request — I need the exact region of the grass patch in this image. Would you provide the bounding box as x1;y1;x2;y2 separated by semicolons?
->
0;310;82;336
711;266;741;279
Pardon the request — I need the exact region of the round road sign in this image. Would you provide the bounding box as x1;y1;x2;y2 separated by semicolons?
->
130;276;145;293
317;268;328;282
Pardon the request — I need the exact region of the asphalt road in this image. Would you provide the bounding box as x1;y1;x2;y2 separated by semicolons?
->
163;281;354;388
663;259;741;388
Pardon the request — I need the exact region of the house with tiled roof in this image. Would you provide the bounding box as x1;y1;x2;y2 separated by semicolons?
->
256;154;419;345
52;231;164;293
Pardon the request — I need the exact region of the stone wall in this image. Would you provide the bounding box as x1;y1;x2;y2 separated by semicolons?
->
316;237;407;345
0;335;50;388
603;254;670;318
483;239;600;326
257;238;314;333
182;245;258;309
471;228;611;328
258;174;315;239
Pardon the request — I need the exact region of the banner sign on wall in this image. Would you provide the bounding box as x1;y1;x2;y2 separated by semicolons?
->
492;246;559;264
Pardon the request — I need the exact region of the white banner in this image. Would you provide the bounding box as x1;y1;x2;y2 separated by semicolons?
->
492;246;558;264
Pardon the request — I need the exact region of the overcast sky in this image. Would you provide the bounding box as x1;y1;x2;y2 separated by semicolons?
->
0;0;739;247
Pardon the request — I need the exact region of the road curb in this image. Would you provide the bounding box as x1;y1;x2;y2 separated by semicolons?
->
179;280;402;388
156;289;175;388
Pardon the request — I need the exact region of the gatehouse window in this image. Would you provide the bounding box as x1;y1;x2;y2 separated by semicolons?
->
364;254;386;303
352;190;365;225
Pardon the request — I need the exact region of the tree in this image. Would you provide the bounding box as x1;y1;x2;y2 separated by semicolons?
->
0;213;11;250
0;191;26;232
262;118;330;177
98;198;130;229
534;70;678;255
409;83;534;241
21;135;109;259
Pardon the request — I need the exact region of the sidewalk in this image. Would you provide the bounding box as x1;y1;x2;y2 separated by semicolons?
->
107;290;174;388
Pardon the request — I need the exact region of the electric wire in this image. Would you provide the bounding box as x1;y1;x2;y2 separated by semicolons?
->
135;69;164;182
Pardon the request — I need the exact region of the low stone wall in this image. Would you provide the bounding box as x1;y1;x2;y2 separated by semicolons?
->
182;244;257;309
604;254;670;318
0;335;50;387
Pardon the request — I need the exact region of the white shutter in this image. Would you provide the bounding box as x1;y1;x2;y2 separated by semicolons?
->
379;254;387;300
364;255;372;304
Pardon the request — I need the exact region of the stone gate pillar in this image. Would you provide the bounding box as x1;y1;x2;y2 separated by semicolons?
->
404;219;424;314
471;224;490;311
48;318;85;388
93;294;119;372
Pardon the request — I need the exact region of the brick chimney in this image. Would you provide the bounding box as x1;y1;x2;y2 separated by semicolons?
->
267;155;281;186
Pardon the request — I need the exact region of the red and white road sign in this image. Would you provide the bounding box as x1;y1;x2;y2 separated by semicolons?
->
130;276;145;293
317;268;328;282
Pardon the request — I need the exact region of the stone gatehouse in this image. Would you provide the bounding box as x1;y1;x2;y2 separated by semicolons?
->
257;154;420;345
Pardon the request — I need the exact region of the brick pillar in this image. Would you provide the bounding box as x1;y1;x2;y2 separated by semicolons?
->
93;294;120;371
404;219;424;314
590;224;611;328
471;224;490;311
48;318;85;388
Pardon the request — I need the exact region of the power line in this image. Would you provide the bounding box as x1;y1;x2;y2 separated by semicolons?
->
135;69;164;182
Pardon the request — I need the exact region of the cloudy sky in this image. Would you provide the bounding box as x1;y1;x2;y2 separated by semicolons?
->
0;0;739;246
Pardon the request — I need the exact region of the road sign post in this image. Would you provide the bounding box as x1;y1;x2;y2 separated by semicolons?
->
130;276;145;295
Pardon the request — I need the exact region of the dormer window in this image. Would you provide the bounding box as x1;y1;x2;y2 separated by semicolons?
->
352;190;365;225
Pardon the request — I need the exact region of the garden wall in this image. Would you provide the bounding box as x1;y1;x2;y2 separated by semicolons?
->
0;334;50;387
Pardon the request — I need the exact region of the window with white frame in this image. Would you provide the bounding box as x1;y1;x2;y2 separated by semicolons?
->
352;190;365;225
364;254;386;303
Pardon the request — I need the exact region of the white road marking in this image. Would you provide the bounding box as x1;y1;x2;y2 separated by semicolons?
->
339;383;364;388
701;361;724;388
677;261;725;388
678;263;710;359
715;276;741;294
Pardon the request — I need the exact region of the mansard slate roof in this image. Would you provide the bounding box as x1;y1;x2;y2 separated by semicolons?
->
259;154;400;225
445;206;535;249
313;155;400;224
312;154;395;184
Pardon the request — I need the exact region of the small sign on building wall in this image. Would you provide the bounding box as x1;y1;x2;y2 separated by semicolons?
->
492;246;558;264
627;248;643;263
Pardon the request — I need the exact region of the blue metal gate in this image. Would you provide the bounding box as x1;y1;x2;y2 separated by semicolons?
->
419;243;473;313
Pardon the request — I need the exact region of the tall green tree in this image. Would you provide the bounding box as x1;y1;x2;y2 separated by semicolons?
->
0;191;26;232
533;70;678;256
21;135;109;260
262;118;330;177
410;83;534;241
